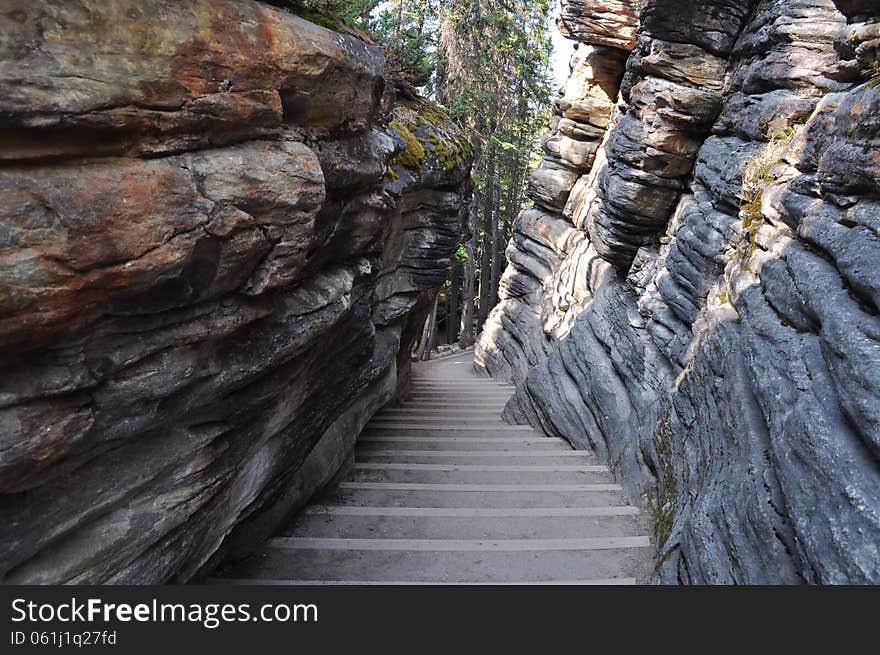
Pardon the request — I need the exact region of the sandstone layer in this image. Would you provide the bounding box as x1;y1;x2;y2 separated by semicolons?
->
0;0;471;583
477;0;880;583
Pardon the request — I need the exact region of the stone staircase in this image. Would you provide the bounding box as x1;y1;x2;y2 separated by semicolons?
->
213;351;652;584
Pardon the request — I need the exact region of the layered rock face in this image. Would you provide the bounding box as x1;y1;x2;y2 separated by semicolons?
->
477;0;880;583
0;0;471;583
476;7;635;382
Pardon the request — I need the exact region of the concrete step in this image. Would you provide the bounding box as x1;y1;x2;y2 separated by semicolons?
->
407;390;513;397
285;510;645;540
408;390;511;394
406;393;513;400
410;378;516;390
354;462;607;472
404;400;512;404
404;398;511;407
213;351;651;586
300;505;641;517
388;404;511;411
350;463;613;485
355;450;596;464
364;424;536;434
218;540;650;583
368;416;522;425
395;405;512;412
357;435;564;448
378;408;509;416
320;484;629;508
273;536;650;551
389;398;509;404
339;482;622;492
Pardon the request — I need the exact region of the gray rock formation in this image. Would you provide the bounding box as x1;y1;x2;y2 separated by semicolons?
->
477;0;880;583
0;0;471;583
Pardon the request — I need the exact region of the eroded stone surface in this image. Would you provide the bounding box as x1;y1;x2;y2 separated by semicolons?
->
0;0;471;583
0;0;386;159
478;0;880;583
557;0;640;51
475;32;634;383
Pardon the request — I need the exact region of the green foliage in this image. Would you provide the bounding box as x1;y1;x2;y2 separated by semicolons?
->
286;1;436;85
428;133;468;171
284;0;376;31
370;2;438;87
741;127;795;226
866;59;880;88
737;126;797;267
391;98;469;174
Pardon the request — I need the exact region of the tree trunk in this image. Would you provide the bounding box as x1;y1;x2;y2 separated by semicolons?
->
488;180;502;313
489;182;516;311
417;294;439;361
477;141;496;331
459;236;476;348
395;0;404;39
447;260;461;344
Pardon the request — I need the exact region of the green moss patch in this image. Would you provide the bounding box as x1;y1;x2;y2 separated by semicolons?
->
388;97;471;176
389;119;426;173
398;97;451;128
428;132;468;171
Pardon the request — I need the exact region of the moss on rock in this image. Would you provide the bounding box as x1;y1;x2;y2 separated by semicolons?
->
389;119;426;173
398;97;451;128
428;132;468;171
387;95;471;178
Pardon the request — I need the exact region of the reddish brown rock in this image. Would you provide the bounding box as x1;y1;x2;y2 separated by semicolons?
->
0;0;472;584
557;0;640;51
0;0;386;159
0;141;323;350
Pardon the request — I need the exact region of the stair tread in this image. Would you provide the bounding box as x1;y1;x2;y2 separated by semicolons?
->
216;548;648;583
270;536;651;551
287;513;645;539
302;506;641;517
339;482;623;491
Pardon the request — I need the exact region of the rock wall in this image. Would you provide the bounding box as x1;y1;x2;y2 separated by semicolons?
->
476;0;880;583
0;0;471;583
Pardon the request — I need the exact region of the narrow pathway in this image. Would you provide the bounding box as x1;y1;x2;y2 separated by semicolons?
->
214;351;651;584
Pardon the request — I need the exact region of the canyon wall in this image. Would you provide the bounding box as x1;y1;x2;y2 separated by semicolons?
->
476;0;880;583
0;0;471;583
